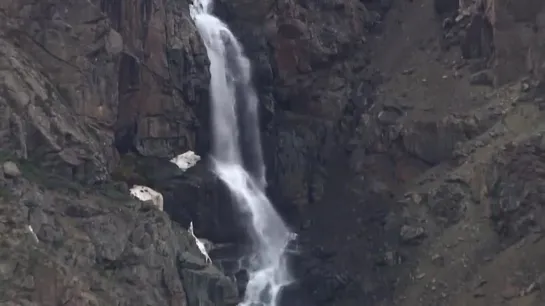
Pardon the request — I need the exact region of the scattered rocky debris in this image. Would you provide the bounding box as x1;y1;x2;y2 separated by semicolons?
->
400;224;427;244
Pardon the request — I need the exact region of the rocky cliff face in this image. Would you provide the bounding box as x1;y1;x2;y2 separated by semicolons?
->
0;161;238;306
1;0;545;305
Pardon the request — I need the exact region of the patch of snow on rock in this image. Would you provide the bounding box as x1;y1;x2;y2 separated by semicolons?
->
129;185;164;211
189;221;212;264
170;151;201;171
27;225;39;243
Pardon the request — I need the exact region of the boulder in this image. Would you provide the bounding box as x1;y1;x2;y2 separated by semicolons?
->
2;161;21;178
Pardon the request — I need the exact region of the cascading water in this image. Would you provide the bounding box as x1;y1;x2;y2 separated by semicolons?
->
189;1;294;305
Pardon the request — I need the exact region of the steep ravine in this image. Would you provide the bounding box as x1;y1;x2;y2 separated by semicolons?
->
1;0;545;305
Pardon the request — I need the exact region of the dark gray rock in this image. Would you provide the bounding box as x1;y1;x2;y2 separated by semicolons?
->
127;156;249;243
400;224;427;244
434;0;459;15
401;117;472;165
469;70;494;86
0;166;237;306
487;133;545;241
426;182;469;227
460;14;494;60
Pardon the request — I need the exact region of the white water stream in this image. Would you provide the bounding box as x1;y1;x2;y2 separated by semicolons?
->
189;1;294;305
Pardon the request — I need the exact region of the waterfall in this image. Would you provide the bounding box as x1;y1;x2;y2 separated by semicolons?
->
189;1;294;305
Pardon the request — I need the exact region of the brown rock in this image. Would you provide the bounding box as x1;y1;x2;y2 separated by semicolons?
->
0;0;214;182
0;37;115;182
277;19;307;39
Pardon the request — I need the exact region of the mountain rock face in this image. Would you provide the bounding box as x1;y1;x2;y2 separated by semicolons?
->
1;0;545;305
0;161;238;306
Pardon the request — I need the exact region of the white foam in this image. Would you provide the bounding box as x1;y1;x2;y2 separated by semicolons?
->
129;185;164;211
170;150;201;171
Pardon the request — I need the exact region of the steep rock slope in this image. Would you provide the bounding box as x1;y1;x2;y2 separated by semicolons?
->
0;0;376;242
0;159;237;306
0;0;207;181
287;0;545;305
0;1;246;304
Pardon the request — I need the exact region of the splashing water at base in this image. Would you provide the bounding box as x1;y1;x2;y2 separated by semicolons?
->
189;1;294;305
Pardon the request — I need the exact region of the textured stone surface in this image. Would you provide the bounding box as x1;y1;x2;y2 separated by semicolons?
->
456;0;545;85
2;0;545;305
0;0;210;183
0;162;237;306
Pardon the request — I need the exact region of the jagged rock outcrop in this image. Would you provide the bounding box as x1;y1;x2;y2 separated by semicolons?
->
113;154;247;243
0;159;238;306
444;0;545;85
0;37;116;183
0;0;209;183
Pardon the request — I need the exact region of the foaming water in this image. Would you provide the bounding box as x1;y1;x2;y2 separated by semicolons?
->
189;1;294;305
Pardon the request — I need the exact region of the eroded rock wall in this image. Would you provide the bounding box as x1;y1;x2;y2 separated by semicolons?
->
452;0;545;84
0;0;211;183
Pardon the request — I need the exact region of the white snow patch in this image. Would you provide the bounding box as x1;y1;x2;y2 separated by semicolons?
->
27;225;39;243
129;185;164;211
188;221;212;264
170;151;201;171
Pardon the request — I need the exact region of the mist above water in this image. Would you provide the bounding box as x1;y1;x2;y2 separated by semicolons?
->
189;1;294;305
